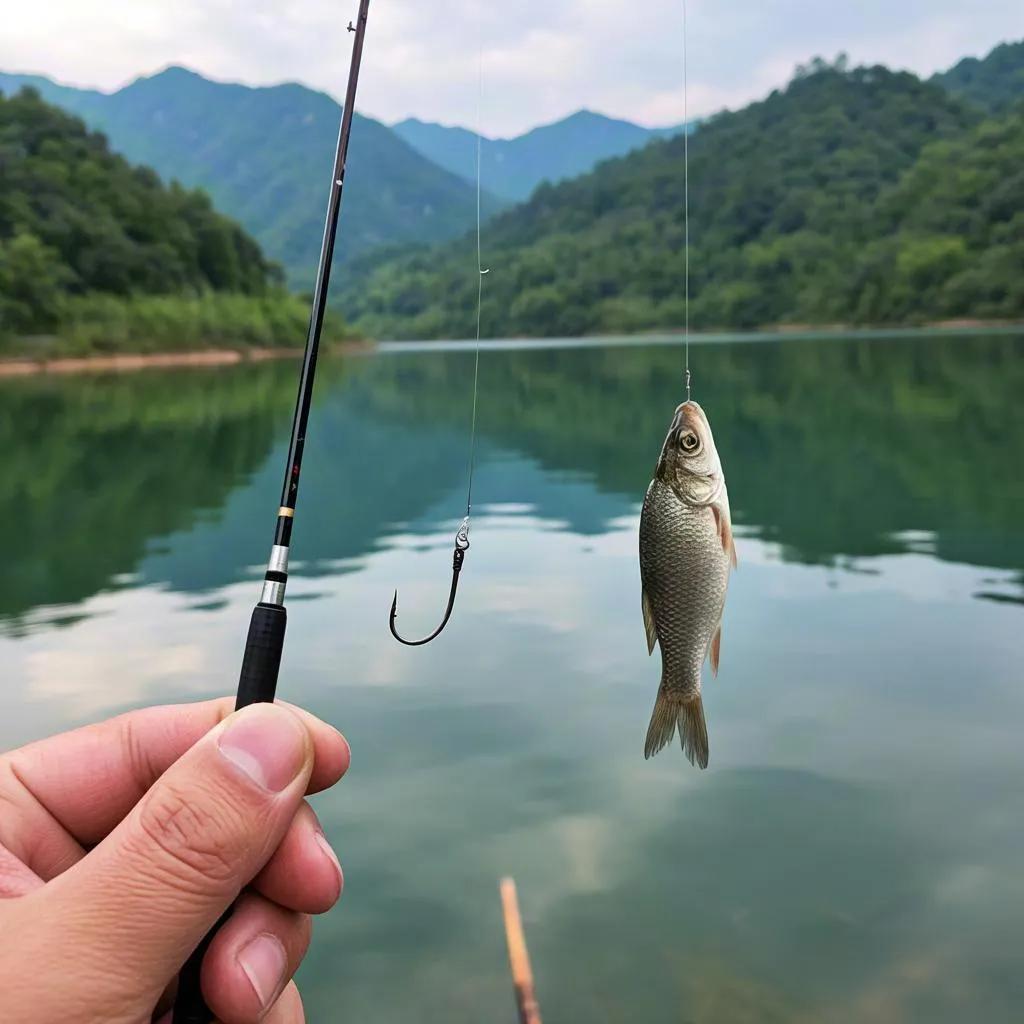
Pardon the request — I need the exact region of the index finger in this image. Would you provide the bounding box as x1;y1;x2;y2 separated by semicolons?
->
3;698;350;847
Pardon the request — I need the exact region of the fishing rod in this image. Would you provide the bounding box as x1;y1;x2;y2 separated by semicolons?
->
172;2;371;1020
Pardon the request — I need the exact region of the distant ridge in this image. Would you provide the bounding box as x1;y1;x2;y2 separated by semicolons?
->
4;35;1019;294
932;38;1024;114
343;58;1024;339
0;66;503;288
393;109;689;201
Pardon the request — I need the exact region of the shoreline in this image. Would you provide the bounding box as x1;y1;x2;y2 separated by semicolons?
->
1;320;1019;378
0;341;375;378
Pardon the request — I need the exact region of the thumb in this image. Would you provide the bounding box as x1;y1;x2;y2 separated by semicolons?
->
42;702;314;1009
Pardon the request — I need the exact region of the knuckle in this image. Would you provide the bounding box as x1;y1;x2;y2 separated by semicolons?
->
135;782;240;894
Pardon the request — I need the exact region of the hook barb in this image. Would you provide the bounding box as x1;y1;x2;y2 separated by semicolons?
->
389;520;470;647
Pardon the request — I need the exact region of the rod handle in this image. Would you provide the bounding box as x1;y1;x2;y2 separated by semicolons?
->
172;602;287;1023
236;602;287;709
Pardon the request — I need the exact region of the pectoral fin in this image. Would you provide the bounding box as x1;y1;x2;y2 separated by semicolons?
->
710;623;722;677
712;505;739;568
642;589;658;655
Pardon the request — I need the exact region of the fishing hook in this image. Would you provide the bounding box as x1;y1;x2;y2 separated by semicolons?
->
389;517;470;646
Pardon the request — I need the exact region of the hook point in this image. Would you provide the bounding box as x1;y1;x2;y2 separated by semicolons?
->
388;528;468;646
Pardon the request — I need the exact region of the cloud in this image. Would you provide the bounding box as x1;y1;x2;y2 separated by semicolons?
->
0;0;1019;135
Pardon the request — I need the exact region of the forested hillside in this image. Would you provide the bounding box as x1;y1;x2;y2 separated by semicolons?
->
0;67;500;287
0;88;335;353
342;60;1023;340
934;40;1024;114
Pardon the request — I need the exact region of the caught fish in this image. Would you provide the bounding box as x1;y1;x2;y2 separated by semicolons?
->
639;400;736;767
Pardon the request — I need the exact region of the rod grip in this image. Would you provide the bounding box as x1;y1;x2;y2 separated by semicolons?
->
236;602;287;709
172;602;287;1023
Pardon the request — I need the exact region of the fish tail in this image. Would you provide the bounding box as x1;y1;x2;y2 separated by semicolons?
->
644;690;678;759
678;695;710;769
644;690;709;769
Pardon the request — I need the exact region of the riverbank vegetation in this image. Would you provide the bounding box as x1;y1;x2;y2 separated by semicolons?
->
342;58;1024;339
0;88;346;356
3;43;1022;352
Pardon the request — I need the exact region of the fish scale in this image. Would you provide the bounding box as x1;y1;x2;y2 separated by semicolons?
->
640;478;729;698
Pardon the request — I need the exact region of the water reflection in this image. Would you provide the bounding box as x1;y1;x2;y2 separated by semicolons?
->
0;332;1022;1022
1;331;1021;631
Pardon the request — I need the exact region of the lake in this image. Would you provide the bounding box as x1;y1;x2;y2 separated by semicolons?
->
1;330;1022;1022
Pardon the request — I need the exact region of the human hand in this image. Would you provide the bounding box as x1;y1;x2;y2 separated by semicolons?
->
0;698;350;1023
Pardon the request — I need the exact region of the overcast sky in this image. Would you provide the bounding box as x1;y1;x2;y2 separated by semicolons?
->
1;1;1019;137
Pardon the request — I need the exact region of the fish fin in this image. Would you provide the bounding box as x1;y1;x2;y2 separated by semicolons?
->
710;624;721;677
713;505;738;567
679;695;710;769
642;590;658;655
644;691;709;769
644;690;677;759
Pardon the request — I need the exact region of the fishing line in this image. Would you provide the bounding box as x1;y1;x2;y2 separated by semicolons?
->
389;19;488;646
466;28;487;516
683;0;691;402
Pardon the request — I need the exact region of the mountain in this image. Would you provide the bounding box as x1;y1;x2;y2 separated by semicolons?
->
0;67;502;288
341;60;1023;339
0;88;274;318
0;87;335;353
393;109;687;201
933;39;1024;114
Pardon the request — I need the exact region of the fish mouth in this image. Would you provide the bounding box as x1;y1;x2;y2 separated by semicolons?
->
670;401;707;435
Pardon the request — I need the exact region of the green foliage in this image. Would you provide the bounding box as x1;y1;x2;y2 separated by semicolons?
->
341;63;1022;340
0;232;69;333
855;113;1024;323
0;290;346;359
933;40;1024;114
0;67;503;288
0;88;347;353
50;292;344;356
0;88;278;305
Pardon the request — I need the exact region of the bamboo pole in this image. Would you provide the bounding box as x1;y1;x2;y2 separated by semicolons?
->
500;877;543;1024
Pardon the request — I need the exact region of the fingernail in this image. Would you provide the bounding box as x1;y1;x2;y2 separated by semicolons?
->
237;932;287;1010
314;830;344;896
218;705;307;792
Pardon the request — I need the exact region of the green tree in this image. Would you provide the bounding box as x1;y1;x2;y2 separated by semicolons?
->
0;88;345;353
0;232;67;335
342;62;1018;340
0;87;280;313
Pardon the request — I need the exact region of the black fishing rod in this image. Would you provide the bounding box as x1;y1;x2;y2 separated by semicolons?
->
172;3;371;1021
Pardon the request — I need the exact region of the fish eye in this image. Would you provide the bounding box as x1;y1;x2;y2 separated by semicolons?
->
681;431;700;452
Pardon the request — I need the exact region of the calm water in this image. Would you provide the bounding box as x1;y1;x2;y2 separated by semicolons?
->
1;332;1022;1022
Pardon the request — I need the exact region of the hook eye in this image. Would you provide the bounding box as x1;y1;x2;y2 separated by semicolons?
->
456;516;470;551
